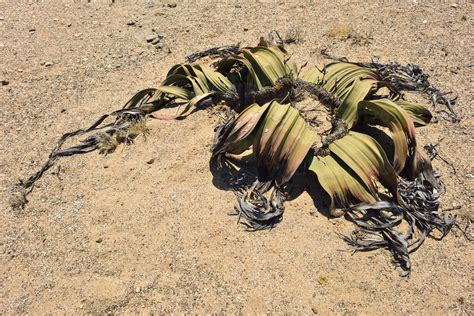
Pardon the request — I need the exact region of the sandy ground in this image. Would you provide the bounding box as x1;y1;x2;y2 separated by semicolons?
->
1;1;473;314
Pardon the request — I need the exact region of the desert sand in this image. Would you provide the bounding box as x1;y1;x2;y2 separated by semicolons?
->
1;1;473;314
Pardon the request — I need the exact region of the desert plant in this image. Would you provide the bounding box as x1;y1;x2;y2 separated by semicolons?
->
18;35;456;276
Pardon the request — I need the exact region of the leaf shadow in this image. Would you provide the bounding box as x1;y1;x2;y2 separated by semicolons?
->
352;124;395;163
209;156;257;192
285;171;333;219
209;156;334;219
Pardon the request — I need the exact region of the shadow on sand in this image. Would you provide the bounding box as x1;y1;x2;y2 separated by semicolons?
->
209;156;334;220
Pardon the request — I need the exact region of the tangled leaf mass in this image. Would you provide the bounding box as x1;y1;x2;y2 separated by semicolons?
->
18;34;460;276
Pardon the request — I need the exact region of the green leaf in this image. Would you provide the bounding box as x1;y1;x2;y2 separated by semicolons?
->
177;92;214;118
217;103;271;155
309;155;377;209
254;102;292;173
198;65;234;93
304;62;379;95
337;78;376;128
266;106;300;176
123;88;157;109
358;99;416;174
279;122;315;185
155;85;194;100
218;45;295;91
328;131;398;197
395;100;432;126
301;66;324;83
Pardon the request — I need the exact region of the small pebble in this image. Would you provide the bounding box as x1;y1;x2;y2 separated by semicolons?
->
167;3;177;8
1;80;9;86
145;34;156;42
29;27;36;32
126;20;136;26
74;198;84;210
151;37;161;45
135;286;141;293
146;158;155;165
450;3;458;8
96;238;103;243
44;61;54;67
